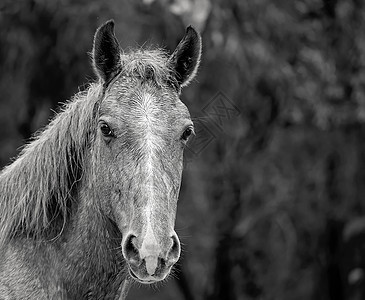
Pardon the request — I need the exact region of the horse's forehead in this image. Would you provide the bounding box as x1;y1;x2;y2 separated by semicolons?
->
104;81;189;120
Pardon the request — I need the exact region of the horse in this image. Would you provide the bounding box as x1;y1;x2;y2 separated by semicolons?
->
0;20;201;299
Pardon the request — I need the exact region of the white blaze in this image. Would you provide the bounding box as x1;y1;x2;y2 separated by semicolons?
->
138;92;161;275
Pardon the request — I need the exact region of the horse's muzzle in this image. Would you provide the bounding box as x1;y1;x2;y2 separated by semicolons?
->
122;232;180;283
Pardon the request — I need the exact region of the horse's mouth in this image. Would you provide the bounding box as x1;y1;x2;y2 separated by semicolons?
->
128;268;163;284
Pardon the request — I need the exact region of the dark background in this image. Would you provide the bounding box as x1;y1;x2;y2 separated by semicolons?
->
2;0;365;299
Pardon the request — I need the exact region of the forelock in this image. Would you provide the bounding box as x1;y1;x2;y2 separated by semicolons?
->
119;49;177;88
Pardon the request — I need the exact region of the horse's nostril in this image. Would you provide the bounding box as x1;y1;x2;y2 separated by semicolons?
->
167;234;181;263
123;234;139;264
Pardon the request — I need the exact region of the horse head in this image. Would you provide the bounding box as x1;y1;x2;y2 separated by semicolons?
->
90;20;201;284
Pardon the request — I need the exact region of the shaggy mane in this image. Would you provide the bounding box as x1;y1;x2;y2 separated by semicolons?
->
0;83;103;245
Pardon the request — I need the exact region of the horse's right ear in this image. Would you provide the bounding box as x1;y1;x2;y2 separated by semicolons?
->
92;20;121;83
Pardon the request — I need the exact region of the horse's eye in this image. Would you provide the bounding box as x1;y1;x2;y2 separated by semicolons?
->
100;123;113;137
181;126;194;141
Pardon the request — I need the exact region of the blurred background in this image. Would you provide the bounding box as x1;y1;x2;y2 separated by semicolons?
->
2;0;365;299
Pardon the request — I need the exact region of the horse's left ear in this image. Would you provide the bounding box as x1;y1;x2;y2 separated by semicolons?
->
169;26;202;88
92;20;121;83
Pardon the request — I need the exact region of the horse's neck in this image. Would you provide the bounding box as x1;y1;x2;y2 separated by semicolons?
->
0;84;130;297
58;184;125;296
